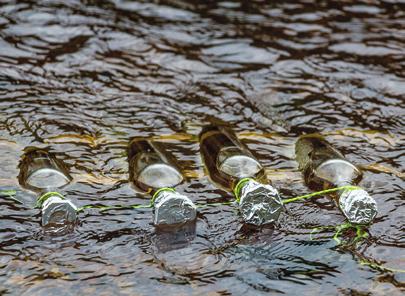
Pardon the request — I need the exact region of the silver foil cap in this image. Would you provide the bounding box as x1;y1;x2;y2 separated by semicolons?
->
237;179;283;226
153;189;197;226
41;194;77;227
338;188;377;224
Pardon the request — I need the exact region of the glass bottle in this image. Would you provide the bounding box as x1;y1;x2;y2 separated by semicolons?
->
295;135;377;224
199;126;283;226
18;148;77;227
128;138;196;226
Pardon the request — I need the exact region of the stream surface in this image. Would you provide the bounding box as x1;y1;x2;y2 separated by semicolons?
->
0;1;404;295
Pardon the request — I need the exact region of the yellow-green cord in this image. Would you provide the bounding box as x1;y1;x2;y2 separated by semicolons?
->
76;203;152;213
150;187;176;206
36;191;65;208
359;259;405;274
233;178;254;203
3;185;361;212
282;185;360;204
0;189;24;204
196;201;234;209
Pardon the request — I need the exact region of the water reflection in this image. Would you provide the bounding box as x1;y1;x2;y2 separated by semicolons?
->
151;220;230;282
152;222;197;254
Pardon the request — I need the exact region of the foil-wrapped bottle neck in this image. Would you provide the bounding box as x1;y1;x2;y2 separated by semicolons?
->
38;192;78;227
233;177;254;203
151;188;197;226
234;178;283;226
338;187;377;225
151;187;177;206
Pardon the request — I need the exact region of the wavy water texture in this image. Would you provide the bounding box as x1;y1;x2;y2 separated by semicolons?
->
0;0;404;295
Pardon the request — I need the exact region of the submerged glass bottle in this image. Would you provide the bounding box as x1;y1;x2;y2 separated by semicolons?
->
199;126;283;226
128;138;197;226
18;148;77;227
295;135;377;224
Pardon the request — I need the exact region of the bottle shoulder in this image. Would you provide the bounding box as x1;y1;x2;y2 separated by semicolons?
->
26;168;71;190
137;163;183;190
219;154;263;179
296;135;362;187
18;149;72;192
314;159;362;186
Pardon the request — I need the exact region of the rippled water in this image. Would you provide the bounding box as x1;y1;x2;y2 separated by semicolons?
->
0;0;404;295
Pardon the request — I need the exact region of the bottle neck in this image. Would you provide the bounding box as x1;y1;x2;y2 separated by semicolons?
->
335;179;353;187
335;180;355;199
314;159;360;189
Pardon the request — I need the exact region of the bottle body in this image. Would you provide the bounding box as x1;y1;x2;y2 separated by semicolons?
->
199;126;264;189
295;135;377;224
128;138;196;226
18;148;71;192
199;126;283;226
128;139;184;192
18;148;77;227
295;135;362;190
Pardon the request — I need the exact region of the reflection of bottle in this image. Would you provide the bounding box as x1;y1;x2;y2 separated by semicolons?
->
295;135;377;224
199;126;283;226
128;138;196;226
151;221;219;275
18;148;77;227
152;221;196;253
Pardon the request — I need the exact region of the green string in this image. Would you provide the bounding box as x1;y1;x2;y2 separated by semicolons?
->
0;189;24;205
76;187;177;213
76;203;152;213
36;191;65;208
1;185;362;214
77;200;233;212
196;201;234;209
0;189;17;196
150;187;176;206
309;221;369;245
233;180;360;205
310;222;405;274
233;178;254;203
282;185;360;204
359;258;405;274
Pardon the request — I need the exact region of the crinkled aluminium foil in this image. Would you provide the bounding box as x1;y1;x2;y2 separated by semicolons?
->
154;190;197;226
41;195;77;226
339;188;377;225
238;179;283;226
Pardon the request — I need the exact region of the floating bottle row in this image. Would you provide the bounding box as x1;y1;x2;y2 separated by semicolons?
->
5;126;378;230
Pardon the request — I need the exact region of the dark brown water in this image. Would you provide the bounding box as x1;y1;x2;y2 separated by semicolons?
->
0;0;404;295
